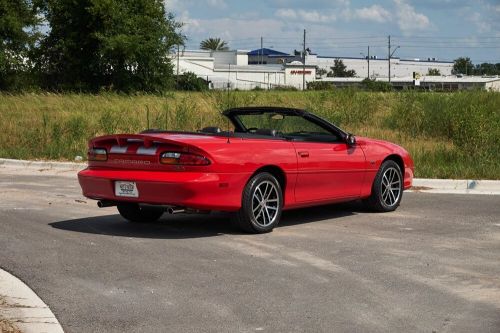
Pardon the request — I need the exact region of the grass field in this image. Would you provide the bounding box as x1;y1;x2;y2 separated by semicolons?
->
0;90;499;179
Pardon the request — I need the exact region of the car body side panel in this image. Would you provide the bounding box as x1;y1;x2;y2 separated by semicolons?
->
291;141;367;204
184;136;299;208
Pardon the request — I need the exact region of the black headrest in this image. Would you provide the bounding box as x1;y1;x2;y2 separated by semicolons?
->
255;128;277;137
200;127;222;134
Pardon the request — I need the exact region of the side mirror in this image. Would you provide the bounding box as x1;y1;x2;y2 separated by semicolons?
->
346;133;356;146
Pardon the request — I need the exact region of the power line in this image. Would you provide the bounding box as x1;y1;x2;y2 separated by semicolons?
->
391;35;500;39
400;45;500;49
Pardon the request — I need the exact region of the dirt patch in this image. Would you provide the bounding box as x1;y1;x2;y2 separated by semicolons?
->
411;186;433;191
0;295;22;333
0;319;22;333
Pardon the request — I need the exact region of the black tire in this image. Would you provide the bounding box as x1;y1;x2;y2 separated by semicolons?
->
233;172;283;233
364;160;403;212
117;203;164;223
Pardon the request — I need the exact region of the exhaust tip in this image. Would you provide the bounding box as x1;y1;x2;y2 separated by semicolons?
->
167;207;185;214
97;200;116;208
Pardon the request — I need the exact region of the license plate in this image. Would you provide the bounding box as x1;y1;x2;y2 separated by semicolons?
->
115;181;139;198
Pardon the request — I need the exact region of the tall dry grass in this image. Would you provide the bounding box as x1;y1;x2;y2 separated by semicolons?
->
0;90;498;179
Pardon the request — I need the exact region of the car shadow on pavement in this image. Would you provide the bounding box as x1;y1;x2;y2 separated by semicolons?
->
49;201;364;239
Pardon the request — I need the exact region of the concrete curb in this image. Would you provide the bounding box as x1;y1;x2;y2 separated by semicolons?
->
411;178;500;195
1;158;499;195
0;158;85;171
0;268;64;333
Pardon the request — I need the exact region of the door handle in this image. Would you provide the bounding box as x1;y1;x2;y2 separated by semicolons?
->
298;151;309;158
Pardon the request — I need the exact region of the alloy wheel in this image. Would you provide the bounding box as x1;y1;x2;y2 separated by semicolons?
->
381;167;401;207
252;180;280;227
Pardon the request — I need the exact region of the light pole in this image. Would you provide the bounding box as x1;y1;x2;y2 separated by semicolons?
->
360;46;370;79
388;35;400;83
302;29;306;91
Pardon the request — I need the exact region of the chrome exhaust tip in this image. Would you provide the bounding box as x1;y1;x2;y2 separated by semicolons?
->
167;207;185;214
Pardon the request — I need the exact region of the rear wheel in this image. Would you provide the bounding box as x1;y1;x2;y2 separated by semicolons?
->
117;203;164;223
234;172;283;233
364;160;403;212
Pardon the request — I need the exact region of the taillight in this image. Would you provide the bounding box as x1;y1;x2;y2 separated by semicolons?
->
160;152;210;165
88;148;107;161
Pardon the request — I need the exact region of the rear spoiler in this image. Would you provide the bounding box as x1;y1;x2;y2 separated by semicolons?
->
89;134;197;152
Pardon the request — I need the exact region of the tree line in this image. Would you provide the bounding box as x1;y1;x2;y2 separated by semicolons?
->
452;57;500;76
1;1;499;93
1;0;183;92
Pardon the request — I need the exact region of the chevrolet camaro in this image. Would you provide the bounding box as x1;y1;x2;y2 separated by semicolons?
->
78;107;414;233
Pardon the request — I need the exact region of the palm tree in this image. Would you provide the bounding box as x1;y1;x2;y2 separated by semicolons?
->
200;37;229;51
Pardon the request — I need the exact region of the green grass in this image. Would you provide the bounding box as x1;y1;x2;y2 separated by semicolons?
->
0;90;499;179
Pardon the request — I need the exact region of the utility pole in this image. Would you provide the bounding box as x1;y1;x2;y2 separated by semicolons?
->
367;46;370;79
387;36;400;84
176;44;180;87
302;29;306;91
388;35;391;83
260;37;263;65
227;63;231;92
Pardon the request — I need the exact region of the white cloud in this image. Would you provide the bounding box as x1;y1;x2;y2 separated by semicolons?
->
180;16;347;52
354;5;391;23
275;9;336;23
467;12;491;33
185;18;286;41
164;0;183;11
178;10;200;32
394;0;431;33
275;8;297;19
206;0;227;9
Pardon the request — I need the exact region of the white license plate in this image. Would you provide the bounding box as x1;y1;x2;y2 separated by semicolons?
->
115;181;139;198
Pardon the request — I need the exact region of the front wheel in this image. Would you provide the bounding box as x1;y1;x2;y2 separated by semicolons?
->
364;160;403;212
117;203;164;223
234;172;283;233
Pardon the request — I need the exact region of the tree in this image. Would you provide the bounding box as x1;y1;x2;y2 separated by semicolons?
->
327;59;356;77
452;57;474;75
473;62;500;76
176;72;207;91
0;0;40;90
427;68;441;76
36;0;183;92
316;67;327;78
200;38;229;51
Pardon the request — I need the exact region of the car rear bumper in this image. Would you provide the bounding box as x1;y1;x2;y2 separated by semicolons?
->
78;168;249;211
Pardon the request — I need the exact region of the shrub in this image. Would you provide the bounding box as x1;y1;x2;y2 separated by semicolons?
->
307;81;334;90
272;85;298;91
361;78;392;92
176;72;208;91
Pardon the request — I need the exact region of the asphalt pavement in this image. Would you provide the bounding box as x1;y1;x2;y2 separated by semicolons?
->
0;167;499;333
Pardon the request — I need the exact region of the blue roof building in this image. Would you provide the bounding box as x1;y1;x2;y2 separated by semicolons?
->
247;48;300;65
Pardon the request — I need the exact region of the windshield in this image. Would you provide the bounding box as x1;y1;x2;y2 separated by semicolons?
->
233;112;340;142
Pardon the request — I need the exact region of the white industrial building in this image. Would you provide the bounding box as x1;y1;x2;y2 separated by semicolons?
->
318;76;500;91
307;54;453;78
173;49;315;90
172;48;498;91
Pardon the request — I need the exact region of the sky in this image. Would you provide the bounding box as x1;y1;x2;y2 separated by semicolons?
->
165;0;500;64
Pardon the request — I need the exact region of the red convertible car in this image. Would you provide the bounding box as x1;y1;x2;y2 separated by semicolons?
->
78;107;414;233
